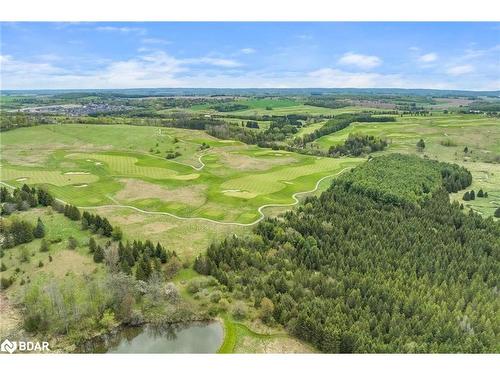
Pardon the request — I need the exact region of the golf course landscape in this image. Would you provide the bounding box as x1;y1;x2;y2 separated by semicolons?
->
1;91;499;354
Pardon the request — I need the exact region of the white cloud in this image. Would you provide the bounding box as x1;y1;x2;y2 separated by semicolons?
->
338;52;382;69
307;68;402;88
418;53;438;63
1;53;497;91
240;48;256;54
447;65;475;76
95;26;146;35
141;38;171;45
184;57;242;68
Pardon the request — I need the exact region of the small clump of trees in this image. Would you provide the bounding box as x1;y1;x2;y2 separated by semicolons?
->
328;133;387;157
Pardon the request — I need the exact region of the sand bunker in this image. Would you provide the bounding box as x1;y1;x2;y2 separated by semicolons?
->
64;171;90;175
16;178;28;181
222;189;256;199
74;184;88;188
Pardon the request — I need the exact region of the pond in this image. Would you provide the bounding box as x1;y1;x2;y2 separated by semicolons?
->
87;321;224;353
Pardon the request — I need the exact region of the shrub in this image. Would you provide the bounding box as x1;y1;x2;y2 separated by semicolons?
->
0;277;13;290
39;239;50;252
231;301;247;320
68;236;78;250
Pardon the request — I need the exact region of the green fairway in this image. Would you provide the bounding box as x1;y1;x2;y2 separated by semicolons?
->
0;124;362;225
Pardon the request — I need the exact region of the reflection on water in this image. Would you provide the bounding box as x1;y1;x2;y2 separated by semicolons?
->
89;321;223;353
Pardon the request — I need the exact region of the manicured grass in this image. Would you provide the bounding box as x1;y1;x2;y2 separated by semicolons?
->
1;124;362;224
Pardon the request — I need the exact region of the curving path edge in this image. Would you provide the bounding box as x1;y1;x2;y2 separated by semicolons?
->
0;167;350;227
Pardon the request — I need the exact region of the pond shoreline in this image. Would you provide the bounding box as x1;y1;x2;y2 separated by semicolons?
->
78;318;223;354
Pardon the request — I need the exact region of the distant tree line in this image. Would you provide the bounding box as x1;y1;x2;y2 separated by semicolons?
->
304;97;350;109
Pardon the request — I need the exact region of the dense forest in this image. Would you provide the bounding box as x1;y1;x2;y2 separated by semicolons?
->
334;154;472;206
195;154;499;353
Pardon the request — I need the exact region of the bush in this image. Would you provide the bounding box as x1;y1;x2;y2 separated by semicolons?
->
0;277;13;290
259;297;275;323
164;257;181;279
210;291;222;303
19;246;31;263
494;207;500;218
231;301;247;320
111;227;123;241
39;239;50;252
68;236;79;250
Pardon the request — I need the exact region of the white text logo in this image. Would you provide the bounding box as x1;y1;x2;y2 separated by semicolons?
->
1;339;49;353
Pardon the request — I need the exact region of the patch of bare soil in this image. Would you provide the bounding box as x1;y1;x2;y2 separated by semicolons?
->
115;179;207;206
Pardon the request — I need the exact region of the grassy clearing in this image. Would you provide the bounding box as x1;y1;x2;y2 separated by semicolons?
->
84;206;249;261
0;207;101;295
218;316;314;353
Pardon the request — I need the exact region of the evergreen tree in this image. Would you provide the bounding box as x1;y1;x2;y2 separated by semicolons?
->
477;189;484;198
416;138;425;151
37;188;53;206
10;219;34;245
463;191;470;201
93;245;105;263
33;217;45;238
470;190;475;200
88;237;97;253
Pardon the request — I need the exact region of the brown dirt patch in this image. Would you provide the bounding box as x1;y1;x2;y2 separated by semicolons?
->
114;179;207;206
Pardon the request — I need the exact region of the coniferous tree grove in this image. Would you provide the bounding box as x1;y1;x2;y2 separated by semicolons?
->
195;154;499;353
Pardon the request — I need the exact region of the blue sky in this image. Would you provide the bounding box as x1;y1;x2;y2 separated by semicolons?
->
1;22;499;90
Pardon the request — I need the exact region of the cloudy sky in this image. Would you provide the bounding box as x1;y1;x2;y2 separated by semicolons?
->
1;22;499;90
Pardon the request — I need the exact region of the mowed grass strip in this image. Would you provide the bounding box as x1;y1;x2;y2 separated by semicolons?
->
1;168;99;186
66;152;199;180
220;157;350;195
